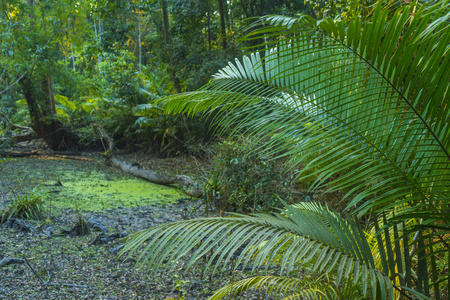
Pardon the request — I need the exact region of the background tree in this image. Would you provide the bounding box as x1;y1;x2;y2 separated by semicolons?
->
1;0;314;151
1;0;82;150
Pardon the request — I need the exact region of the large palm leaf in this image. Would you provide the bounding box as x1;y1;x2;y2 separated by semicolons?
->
163;4;449;224
124;2;449;298
121;202;395;299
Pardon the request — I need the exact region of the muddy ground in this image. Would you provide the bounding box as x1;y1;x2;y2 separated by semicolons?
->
0;148;267;299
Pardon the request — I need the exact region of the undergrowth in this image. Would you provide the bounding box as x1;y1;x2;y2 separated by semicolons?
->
205;139;296;213
1;185;47;222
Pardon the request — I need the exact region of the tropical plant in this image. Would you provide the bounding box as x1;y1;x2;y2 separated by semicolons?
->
121;1;449;299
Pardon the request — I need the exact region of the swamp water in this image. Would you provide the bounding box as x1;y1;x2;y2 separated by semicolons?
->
0;156;186;211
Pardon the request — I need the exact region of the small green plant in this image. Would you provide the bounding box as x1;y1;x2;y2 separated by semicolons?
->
1;185;47;222
70;204;91;236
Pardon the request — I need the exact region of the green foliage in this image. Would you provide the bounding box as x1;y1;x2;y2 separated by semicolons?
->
133;103;213;156
1;185;47;222
305;0;373;21
120;201;390;299
206;139;295;212
71;210;91;236
125;1;450;299
92;50;144;107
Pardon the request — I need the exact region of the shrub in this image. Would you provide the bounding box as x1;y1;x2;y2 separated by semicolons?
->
206;139;295;213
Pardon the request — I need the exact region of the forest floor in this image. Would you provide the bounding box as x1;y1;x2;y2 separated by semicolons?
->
0;143;269;299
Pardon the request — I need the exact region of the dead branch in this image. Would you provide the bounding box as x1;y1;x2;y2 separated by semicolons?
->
0;150;39;158
0;112;33;132
88;232;127;246
23;254;47;285
0;257;24;267
92;123;114;153
23;253;88;289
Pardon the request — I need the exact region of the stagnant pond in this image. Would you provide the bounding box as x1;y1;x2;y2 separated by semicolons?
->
0;155;186;211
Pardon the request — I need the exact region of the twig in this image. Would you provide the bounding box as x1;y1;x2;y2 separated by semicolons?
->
47;283;88;288
23;254;47;286
23;253;88;289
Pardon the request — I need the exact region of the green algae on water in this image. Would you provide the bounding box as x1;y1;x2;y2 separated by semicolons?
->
51;177;185;211
1;157;186;212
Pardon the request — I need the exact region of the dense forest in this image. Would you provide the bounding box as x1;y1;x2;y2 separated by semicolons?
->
1;0;449;299
0;0;310;152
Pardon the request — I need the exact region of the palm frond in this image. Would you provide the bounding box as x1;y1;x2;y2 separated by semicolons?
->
120;202;394;299
210;275;339;300
161;4;450;227
152;2;449;298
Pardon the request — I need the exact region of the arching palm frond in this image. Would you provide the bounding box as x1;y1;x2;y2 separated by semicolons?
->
417;0;450;41
162;4;450;227
127;2;449;298
120;202;393;299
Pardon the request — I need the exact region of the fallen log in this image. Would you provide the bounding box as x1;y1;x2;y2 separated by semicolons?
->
109;157;176;185
93;123;203;197
0;150;39;157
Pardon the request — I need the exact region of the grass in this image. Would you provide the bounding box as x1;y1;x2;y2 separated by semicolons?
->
1;185;47;222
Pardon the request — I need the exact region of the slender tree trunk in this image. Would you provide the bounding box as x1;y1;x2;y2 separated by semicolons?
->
207;0;212;51
6;77;15;109
218;0;227;50
161;0;181;93
47;74;56;114
255;0;262;16
240;0;250;18
93;17;102;71
224;0;231;32
69;18;75;71
138;10;142;74
249;0;255;17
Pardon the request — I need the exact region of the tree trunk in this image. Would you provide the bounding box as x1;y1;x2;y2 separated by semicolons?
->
240;0;250;18
6;77;15;109
19;75;79;151
218;0;227;50
138;9;142;74
207;1;212;51
48;74;56;114
161;0;181;93
224;0;231;32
